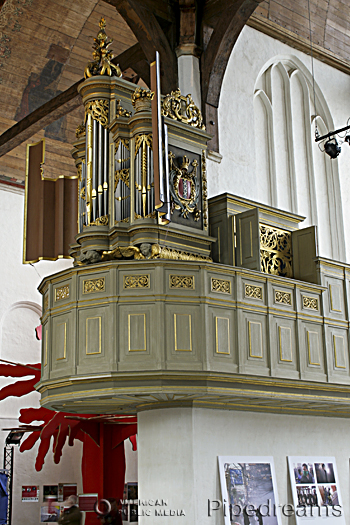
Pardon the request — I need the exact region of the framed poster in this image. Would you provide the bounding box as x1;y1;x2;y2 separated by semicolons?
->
288;457;345;524
22;486;39;502
58;484;77;502
40;504;60;522
43;485;58;502
218;456;282;525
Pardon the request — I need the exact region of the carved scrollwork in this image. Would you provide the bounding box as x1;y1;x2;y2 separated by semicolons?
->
303;295;319;310
83;278;105;294
85;99;109;128
169;275;194;289
169;152;201;220
211;278;231;294
90;215;109;226
161;88;205;130
275;290;292;305
202;150;208;230
115;168;130;190
245;284;263;300
124;275;150;289
260;224;293;278
76;123;86;138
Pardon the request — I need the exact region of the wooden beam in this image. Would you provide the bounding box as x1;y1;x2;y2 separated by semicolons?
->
104;0;177;94
0;43;146;158
201;0;263;109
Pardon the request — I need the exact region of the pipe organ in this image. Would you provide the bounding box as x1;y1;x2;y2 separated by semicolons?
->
70;20;212;264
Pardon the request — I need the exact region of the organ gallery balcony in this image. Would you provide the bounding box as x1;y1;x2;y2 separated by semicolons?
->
37;194;350;417
34;19;350;418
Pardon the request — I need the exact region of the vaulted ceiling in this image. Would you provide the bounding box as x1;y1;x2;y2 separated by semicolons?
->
0;0;349;186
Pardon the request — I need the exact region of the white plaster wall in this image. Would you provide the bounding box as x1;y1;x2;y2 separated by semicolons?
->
0;184;138;523
138;407;350;525
0;186;82;524
207;25;350;263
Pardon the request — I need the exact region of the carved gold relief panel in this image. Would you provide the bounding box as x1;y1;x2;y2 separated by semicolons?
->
211;278;231;294
169;275;194;289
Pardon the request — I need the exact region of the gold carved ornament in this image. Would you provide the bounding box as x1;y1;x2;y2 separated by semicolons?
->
115;99;131;119
84;17;122;79
55;285;69;301
169;153;201;221
102;243;212;262
245;284;263;300
161;88;205;130
275;290;292;305
211;278;231;294
124;275;150;289
83;278;105;294
202;150;208;230
85;99;109;128
131;88;154;111
76;123;86;138
169;275;194;289
303;296;319;310
260;224;293;278
90;215;109;226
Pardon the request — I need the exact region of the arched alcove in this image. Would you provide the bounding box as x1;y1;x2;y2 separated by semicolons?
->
254;55;345;261
0;301;41;364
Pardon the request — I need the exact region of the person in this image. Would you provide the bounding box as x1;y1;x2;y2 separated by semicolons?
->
100;498;122;525
300;464;312;483
58;495;82;525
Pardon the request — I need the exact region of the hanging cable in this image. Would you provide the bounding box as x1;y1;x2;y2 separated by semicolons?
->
307;0;318;138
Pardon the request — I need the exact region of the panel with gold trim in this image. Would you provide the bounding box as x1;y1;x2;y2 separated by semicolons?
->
333;334;346;369
86;317;102;354
215;317;230;355
174;314;192;351
128;313;147;352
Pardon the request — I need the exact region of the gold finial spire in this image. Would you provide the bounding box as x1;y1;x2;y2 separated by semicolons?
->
84;17;122;79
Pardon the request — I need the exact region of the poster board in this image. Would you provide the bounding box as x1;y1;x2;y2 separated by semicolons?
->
40;504;60;522
218;456;281;525
58;484;77;502
78;493;98;512
22;486;39;502
288;457;345;524
43;486;58;502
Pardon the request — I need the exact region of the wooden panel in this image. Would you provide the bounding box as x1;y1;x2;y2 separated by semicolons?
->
128;313;146;352
248;321;263;358
86;317;102;355
174;314;192;352
279;326;292;362
307;330;320;366
333;335;346;369
215;317;230;355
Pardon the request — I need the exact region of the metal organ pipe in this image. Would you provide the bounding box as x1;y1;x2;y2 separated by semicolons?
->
103;127;108;217
92;119;98;221
98;122;103;218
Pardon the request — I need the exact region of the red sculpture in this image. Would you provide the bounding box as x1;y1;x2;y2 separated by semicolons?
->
0;361;137;523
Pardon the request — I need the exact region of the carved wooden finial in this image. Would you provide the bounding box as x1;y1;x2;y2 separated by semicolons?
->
84;17;122;79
